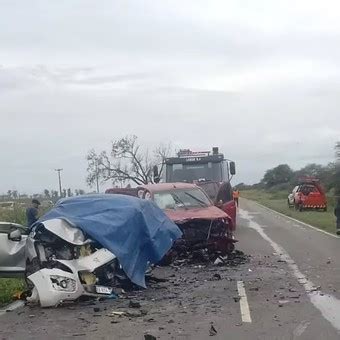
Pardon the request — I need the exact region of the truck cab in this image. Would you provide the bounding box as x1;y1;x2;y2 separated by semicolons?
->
164;148;234;183
163;147;237;229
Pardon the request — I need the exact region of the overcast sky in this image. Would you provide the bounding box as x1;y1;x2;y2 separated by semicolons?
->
1;0;339;194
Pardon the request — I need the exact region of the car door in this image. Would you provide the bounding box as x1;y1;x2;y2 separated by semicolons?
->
215;182;236;230
0;222;28;277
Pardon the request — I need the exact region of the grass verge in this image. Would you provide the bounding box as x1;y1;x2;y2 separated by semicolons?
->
241;189;336;234
0;279;26;306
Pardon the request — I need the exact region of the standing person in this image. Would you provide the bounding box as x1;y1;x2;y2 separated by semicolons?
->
26;199;41;227
335;199;340;235
233;189;240;207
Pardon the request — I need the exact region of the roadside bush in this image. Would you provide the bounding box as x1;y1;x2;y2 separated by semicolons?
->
0;204;26;225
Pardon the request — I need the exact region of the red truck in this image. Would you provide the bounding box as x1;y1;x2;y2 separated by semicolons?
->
162;147;237;229
288;177;327;212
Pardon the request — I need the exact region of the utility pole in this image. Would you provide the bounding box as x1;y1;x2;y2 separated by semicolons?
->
55;168;63;197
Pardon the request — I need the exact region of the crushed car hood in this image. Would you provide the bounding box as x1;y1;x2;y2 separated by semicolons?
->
39;218;90;245
37;194;182;288
164;206;229;224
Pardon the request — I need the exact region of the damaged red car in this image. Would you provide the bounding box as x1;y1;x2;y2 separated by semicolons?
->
137;183;237;261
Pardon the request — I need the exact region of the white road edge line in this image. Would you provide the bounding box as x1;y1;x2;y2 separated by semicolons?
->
237;280;252;323
250;200;339;239
0;300;25;317
239;208;340;332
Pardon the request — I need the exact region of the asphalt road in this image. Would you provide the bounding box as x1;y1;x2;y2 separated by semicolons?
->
1;198;340;340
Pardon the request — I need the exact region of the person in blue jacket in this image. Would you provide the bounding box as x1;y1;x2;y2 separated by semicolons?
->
26;199;40;227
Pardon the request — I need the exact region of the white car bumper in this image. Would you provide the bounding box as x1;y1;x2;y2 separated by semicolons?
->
27;248;116;307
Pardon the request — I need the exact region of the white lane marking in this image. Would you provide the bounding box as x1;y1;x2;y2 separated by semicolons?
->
237;280;252;323
251;201;339;239
293;320;310;338
0;300;25;317
239;208;340;332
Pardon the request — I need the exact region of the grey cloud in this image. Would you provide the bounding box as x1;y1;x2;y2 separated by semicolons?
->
68;73;154;85
0;1;339;193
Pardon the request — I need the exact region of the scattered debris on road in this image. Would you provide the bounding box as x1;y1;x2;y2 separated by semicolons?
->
129;300;141;308
278;300;290;307
209;324;218;336
233;296;241;303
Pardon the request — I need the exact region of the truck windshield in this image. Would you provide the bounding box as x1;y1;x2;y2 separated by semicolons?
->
166;162;224;183
153;188;211;210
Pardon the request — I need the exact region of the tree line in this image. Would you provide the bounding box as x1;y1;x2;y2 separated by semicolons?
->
3;188;86;201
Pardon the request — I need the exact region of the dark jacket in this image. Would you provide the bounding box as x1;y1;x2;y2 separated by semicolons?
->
26;207;38;227
335;203;340;221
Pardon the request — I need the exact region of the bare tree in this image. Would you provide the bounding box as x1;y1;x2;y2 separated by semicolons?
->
86;136;171;187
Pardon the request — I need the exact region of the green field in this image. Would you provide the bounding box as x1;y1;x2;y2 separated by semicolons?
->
0;279;26;306
241;190;337;234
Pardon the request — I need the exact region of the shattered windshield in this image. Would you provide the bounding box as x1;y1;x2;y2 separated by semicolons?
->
153;188;211;210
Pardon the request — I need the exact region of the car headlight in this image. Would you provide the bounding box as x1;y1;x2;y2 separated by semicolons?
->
50;275;76;292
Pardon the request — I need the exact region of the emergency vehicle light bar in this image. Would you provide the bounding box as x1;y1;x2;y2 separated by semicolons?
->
177;149;211;158
298;176;320;184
